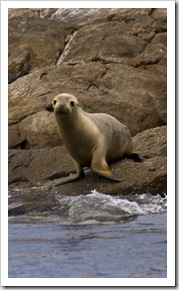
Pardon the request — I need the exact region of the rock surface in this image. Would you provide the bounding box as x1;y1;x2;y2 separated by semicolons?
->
8;8;167;198
9;125;167;197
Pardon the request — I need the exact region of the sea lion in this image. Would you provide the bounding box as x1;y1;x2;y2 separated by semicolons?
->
52;93;133;185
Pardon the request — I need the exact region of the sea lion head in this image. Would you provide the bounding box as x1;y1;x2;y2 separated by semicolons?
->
53;93;79;116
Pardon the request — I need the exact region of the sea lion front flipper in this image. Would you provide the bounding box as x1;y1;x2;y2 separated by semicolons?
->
55;161;84;186
55;172;84;186
92;169;124;182
105;172;125;182
91;146;124;182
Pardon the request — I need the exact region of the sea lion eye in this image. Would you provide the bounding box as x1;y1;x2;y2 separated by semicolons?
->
70;101;75;107
53;100;57;105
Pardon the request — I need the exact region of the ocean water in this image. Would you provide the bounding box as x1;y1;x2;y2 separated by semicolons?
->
8;191;167;278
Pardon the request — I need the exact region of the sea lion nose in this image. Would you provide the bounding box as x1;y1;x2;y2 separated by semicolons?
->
60;103;65;110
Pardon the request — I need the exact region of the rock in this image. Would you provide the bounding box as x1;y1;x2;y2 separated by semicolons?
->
8;8;167;148
8;9;66;82
8;8;167;198
51;155;166;197
8;47;31;84
133;126;167;158
8;124;25;149
18;8;154;26
8;61;166;148
94;63;166;133
8;126;167;197
56;22;146;64
8;146;73;185
18;111;61;148
7;68;62;126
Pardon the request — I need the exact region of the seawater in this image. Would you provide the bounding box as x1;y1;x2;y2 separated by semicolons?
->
8;191;167;278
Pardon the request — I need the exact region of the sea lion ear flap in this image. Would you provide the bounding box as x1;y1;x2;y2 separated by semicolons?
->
77;101;85;110
45;102;54;112
76;99;82;108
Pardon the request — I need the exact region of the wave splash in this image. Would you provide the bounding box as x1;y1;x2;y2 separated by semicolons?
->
55;190;167;224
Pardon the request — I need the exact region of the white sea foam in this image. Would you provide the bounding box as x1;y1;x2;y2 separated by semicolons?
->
56;190;167;223
9;188;167;223
90;190;167;215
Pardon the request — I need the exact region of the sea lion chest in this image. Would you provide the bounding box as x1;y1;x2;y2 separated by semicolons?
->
57;111;101;166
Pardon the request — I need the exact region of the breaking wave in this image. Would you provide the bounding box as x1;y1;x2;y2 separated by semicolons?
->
8;188;167;224
54;190;167;224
